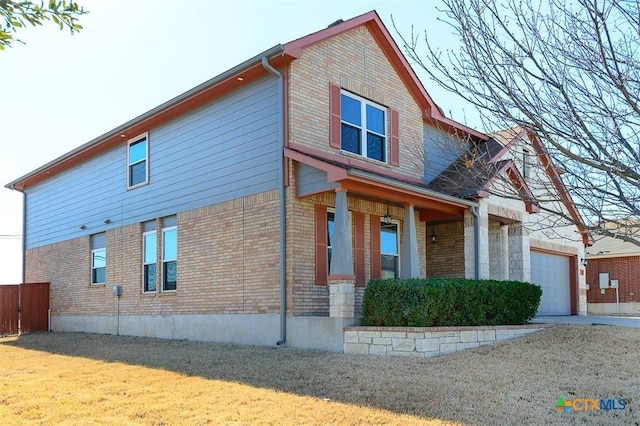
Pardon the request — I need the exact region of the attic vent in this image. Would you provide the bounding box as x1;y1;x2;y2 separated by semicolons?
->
328;19;344;28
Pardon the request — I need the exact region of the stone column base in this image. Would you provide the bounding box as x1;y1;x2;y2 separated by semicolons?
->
328;278;355;318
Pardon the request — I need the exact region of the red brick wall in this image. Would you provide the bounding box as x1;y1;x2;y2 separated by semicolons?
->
586;257;640;303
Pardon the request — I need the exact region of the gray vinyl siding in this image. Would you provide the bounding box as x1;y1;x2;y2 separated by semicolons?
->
25;76;280;249
423;125;466;183
296;164;338;197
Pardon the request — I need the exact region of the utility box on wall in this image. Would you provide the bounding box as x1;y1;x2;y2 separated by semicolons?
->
599;273;610;289
112;285;122;297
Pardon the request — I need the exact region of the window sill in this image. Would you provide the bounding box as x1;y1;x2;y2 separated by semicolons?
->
159;290;177;296
127;182;149;191
340;150;391;168
89;283;105;288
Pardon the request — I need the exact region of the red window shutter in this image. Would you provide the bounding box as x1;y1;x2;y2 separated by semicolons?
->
354;212;365;287
315;204;328;285
329;83;341;149
390;109;400;166
370;215;381;280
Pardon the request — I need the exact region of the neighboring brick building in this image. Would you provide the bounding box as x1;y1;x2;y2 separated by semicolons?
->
5;11;590;352
586;235;640;315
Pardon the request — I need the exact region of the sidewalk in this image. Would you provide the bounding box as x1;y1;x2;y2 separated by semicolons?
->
533;315;640;329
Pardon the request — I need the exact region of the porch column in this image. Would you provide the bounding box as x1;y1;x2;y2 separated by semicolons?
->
508;223;531;282
464;204;490;279
400;204;420;278
329;189;355;318
500;224;510;279
329;190;354;276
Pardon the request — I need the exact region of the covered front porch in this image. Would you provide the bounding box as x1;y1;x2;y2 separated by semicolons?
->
286;149;485;318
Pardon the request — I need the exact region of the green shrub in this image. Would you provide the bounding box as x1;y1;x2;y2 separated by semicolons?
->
362;278;542;327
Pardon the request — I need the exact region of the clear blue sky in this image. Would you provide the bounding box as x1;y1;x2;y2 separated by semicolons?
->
0;0;478;283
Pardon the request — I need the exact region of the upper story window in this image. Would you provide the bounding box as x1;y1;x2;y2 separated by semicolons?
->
329;84;399;166
522;148;531;179
340;92;387;163
90;233;106;285
127;133;149;189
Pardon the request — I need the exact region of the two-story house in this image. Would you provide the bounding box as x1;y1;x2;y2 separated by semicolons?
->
6;11;590;352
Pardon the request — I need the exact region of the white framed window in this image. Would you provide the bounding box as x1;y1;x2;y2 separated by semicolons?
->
340;91;387;162
380;220;399;279
142;221;157;293
90;233;106;285
161;216;177;292
127;133;149;189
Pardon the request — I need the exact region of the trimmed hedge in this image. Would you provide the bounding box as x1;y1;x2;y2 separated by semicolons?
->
362;278;542;327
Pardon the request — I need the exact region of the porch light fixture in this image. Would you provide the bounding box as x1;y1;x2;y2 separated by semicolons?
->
430;226;437;243
80;225;87;230
383;201;392;224
581;258;588;267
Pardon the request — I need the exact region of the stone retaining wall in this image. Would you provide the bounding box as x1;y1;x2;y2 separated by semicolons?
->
344;324;554;358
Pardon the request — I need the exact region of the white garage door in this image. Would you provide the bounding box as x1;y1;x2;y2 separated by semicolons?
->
530;251;571;315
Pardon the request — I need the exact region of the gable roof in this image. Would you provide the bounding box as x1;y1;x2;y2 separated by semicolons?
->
587;235;640;259
6;10;487;192
283;11;487;142
428;127;592;244
426;136;538;212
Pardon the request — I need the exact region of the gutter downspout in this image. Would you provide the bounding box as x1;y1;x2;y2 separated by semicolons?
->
262;56;287;346
10;184;27;284
470;206;480;280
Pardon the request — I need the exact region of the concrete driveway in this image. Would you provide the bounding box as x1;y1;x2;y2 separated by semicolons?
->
533;315;640;329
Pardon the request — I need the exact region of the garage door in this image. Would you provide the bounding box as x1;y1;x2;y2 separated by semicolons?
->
530;251;571;315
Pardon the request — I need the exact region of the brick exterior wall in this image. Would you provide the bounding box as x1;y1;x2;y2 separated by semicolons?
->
425;221;465;278
26;191;281;317
288;25;425;180
586;257;640;304
285;169;426;316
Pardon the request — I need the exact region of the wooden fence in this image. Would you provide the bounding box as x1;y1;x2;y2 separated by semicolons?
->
0;282;50;336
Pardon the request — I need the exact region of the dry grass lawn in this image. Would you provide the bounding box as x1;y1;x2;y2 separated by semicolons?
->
0;325;639;425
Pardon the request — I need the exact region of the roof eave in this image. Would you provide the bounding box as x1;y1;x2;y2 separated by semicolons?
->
346;168;479;209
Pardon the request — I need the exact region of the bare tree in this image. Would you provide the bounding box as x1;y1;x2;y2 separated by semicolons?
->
397;0;640;244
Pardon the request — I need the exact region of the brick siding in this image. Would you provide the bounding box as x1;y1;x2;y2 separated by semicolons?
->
425;221;465;278
587;257;640;304
288;24;426;180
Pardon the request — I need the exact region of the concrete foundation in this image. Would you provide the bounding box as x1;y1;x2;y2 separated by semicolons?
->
587;302;640;316
50;314;358;353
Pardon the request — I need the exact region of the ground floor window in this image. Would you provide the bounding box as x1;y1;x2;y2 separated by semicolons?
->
162;216;177;291
327;211;335;275
141;216;177;293
90;233;106;285
381;221;399;279
142;221;157;293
